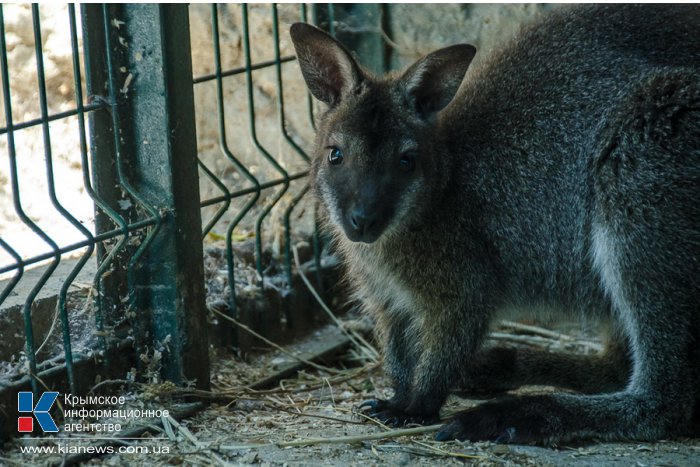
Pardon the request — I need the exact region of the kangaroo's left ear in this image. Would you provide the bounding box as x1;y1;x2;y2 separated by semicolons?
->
399;44;476;120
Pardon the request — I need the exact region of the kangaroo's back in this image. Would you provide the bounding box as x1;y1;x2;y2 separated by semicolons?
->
452;4;700;145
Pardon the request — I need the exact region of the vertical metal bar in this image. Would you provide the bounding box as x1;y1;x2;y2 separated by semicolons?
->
272;5;308;164
333;5;387;75
0;237;23;305
283;184;310;280
241;4;290;282
211;4;260;326
379;4;393;73
327;4;336;36
81;4;131;354
199;160;231;237
272;4;312;326
312;4;337;36
69;5;125;286
301;4;316;130
311;4;320;27
32;4;96;394
100;4;163;313
103;4;210;387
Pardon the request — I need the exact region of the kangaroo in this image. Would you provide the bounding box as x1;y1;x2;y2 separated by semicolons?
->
290;4;700;444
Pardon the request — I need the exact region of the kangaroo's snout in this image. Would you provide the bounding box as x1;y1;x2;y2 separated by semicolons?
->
349;207;372;233
344;204;388;243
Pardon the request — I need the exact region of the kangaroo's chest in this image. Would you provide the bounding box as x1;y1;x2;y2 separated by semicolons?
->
348;246;420;317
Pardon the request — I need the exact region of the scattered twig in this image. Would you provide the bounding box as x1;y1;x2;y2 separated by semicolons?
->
219;424;442;450
174;365;375;404
164;415;202;448
35;303;61;357
488;331;561;347
488;331;603;352
499;320;575;341
35;282;95;356
323;377;336;406
211;307;344;375
411;440;485;460
90;378;142;394
274;406;365;425
292;245;380;363
163;415;229;465
34;372;64;418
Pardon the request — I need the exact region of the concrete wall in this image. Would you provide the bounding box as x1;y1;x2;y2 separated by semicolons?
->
386;4;559;71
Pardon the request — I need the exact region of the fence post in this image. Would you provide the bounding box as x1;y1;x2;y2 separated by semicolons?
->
124;4;209;389
314;4;389;74
85;4;210;390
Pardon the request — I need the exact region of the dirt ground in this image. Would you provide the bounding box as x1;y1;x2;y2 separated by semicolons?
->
5;323;700;466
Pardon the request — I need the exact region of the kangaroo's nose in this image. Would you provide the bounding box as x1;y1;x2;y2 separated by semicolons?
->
349;208;376;235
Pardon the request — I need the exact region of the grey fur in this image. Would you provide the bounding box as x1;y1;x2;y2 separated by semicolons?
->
290;4;700;444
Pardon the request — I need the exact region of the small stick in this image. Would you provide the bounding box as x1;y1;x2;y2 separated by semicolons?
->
488;332;559;347
497;321;603;351
278;424;442;447
489;332;603;352
90;378;142;392
164;415;202;448
499;320;575;341
324;377;336;406
275;406;366;425
292;245;381;362
333;405;391;430
411;440;485;460
219;424;442;450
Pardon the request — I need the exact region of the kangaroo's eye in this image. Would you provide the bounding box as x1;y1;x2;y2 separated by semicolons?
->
399;151;417;172
328;147;344;165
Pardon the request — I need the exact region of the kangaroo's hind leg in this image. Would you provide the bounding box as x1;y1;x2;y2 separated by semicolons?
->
459;334;631;396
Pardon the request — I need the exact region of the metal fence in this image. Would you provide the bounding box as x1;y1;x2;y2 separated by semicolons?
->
0;3;388;439
0;4;203;414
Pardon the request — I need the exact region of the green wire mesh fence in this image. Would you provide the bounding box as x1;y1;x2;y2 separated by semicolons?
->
194;3;320;331
0;4;119;398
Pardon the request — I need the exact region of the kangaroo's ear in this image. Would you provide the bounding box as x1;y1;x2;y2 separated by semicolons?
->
399;44;476;120
290;23;364;106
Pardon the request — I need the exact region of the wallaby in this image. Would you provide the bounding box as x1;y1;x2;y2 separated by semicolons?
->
290;4;700;445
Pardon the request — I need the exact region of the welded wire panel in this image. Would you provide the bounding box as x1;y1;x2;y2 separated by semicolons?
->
191;4;324;332
0;4;190;395
0;4;97;395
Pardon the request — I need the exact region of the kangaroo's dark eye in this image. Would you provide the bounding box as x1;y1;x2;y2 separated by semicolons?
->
328;147;344;165
399;151;417;172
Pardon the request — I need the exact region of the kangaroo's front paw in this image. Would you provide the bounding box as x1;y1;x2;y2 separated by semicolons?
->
358;399;437;427
435;397;558;444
